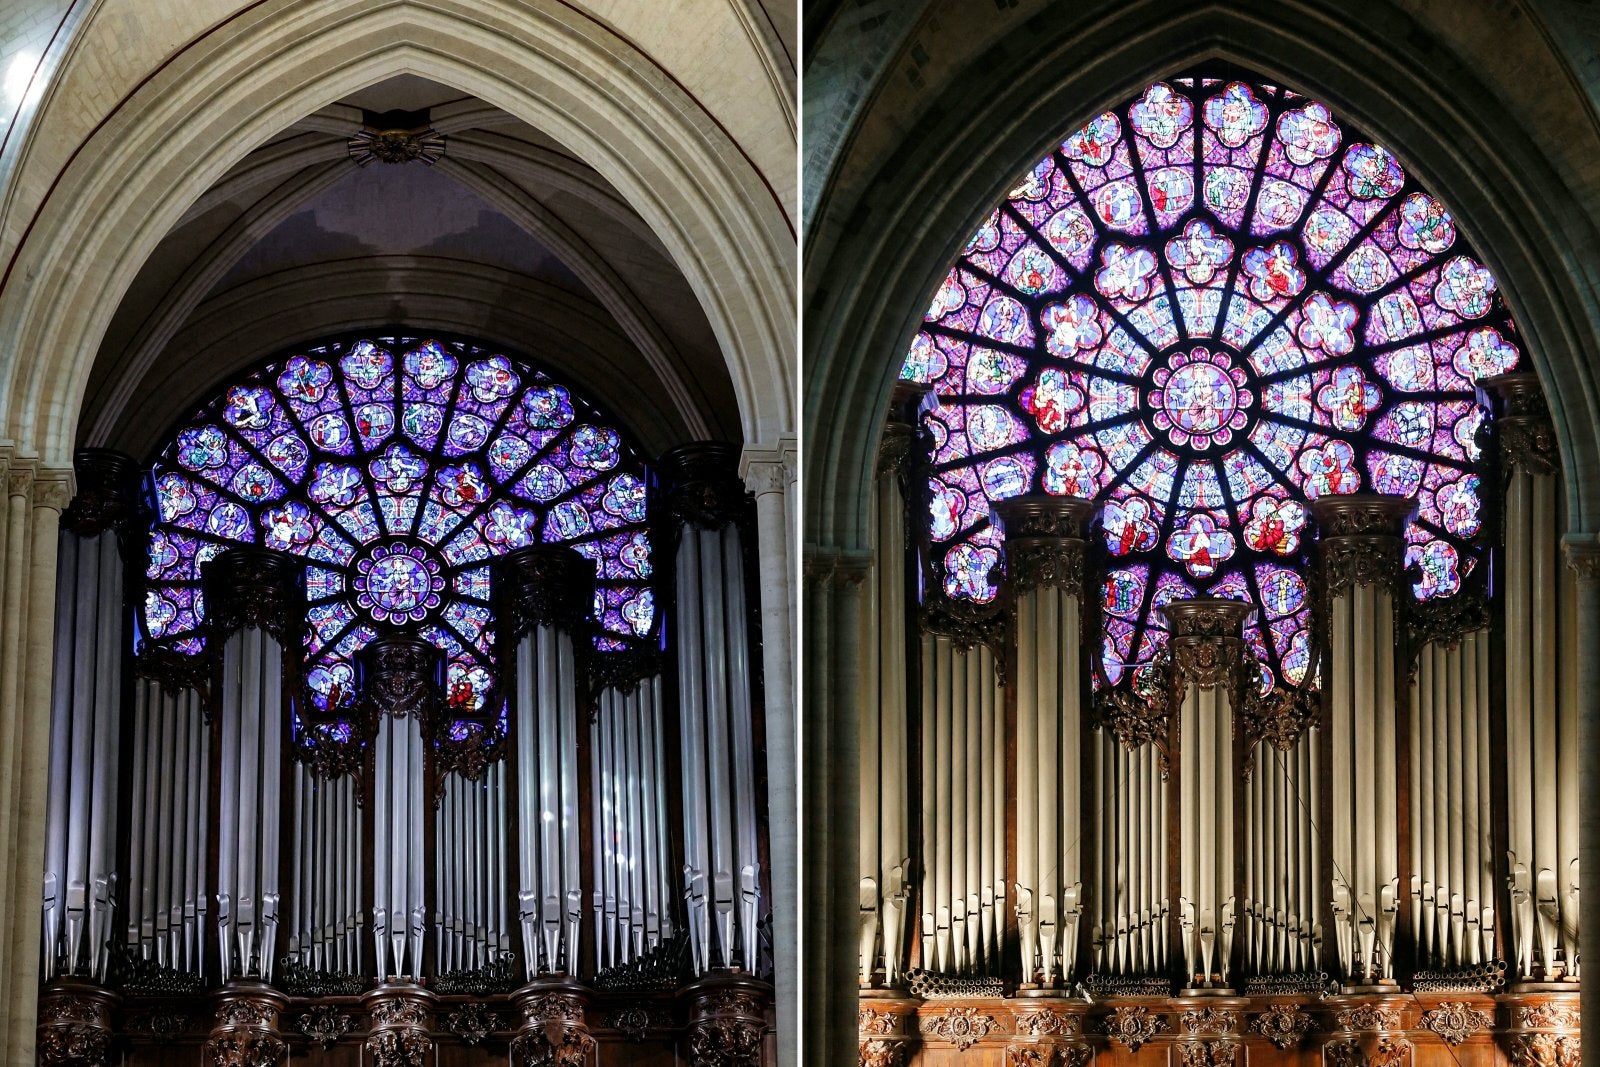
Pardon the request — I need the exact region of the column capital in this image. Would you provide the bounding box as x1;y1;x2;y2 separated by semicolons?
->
1310;494;1417;597
803;544;872;585
1159;596;1255;692
991;495;1095;595
493;544;597;637
1561;535;1600;580
1482;372;1558;476
739;436;797;496
203;547;305;642
356;633;443;724
61;448;136;536
32;466;75;514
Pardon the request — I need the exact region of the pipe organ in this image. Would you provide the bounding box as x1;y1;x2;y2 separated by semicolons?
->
857;387;1582;1066
37;443;775;1067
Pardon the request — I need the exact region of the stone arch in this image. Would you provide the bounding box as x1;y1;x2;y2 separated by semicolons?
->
0;0;795;469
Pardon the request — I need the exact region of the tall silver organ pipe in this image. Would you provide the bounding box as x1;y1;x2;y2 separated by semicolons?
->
917;632;1004;976
1165;599;1251;989
859;412;919;987
205;548;301;984
1241;723;1322;977
497;545;593;978
359;634;442;980
42;451;141;983
591;678;675;971
287;762;362;979
434;756;511;978
1488;372;1580;982
993;495;1093;988
1312;495;1414;986
664;443;764;975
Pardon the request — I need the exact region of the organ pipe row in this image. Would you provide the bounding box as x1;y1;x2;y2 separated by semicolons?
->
858;375;1582;993
41;442;771;1001
42;514;128;982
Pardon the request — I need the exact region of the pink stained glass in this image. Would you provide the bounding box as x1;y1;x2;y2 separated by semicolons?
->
900;67;1520;702
141;336;656;712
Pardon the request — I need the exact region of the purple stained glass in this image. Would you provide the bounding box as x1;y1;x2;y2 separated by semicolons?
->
904;68;1519;703
140;336;656;712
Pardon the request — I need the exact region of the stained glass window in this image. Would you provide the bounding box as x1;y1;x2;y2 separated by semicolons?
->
142;336;656;713
901;69;1517;697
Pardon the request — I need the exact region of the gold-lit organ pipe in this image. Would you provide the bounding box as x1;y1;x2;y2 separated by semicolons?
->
860;461;910;985
1408;632;1493;969
1504;465;1580;981
1243;730;1321;975
918;635;1003;975
1328;581;1399;983
1093;731;1167;976
1013;583;1084;987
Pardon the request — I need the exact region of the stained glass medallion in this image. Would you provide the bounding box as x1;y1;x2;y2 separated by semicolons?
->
142;336;657;719
901;69;1519;697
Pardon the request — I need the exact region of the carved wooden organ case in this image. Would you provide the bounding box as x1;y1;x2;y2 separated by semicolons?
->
37;442;774;1067
856;380;1580;1067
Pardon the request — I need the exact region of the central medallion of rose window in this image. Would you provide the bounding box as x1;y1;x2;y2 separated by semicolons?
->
1148;345;1254;451
353;542;445;625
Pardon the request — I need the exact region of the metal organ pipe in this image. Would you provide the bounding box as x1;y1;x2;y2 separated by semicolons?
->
205;548;301;984
1312;495;1413;985
918;632;1004;975
664;444;766;977
992;496;1092;988
1489;371;1580;982
497;545;593;979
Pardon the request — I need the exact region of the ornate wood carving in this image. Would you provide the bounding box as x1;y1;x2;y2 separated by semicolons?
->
203;547;304;642
1324;1037;1410;1067
607;1004;670;1042
862;1038;907;1067
123;1007;191;1044
511;979;594;1067
1161;598;1254;692
1178;1041;1240;1067
362;984;435;1067
1482;373;1557;476
661;441;750;529
1508;1033;1582;1067
1104;1005;1168;1052
1310;495;1416;597
1420;1002;1492;1046
495;544;597;640
62;448;142;538
445;1002;502;1046
1251;1004;1313;1050
294;1004;352;1050
357;632;443;723
991;495;1095;595
921;1007;998;1051
37;982;117;1067
685;977;769;1067
1013;1009;1080;1037
204;983;288;1067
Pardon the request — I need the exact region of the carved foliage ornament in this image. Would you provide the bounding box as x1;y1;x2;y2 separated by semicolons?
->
1014;1010;1080;1037
62;448;141;538
1180;1008;1238;1036
1336;1005;1403;1032
495;545;596;640
922;1007;999;1051
366;1029;430;1067
1105;1005;1168;1052
38;1025;112;1067
991;495;1094;595
662;442;749;529
125;1008;191;1044
687;1020;763;1067
204;548;304;642
1251;1004;1313;1050
296;1005;352;1050
608;1005;669;1042
1509;1033;1582;1067
1310;495;1416;598
1178;1041;1240;1067
1325;1037;1410;1067
861;1038;905;1067
859;1009;900;1035
357;633;442;723
1518;1003;1580;1030
1481;373;1557;476
1420;1002;1492;1047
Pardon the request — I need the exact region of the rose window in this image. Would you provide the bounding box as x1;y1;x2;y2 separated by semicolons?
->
901;69;1521;697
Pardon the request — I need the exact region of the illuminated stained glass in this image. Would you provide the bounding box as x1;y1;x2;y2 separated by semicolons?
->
903;69;1517;695
143;336;656;715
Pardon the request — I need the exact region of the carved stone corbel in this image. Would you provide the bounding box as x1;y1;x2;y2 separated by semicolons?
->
510;977;593;1067
686;975;771;1067
204;982;288;1067
37;980;117;1067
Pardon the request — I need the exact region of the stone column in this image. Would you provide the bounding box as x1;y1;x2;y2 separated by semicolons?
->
509;975;593;1066
992;494;1093;989
1163;598;1254;992
1312;494;1415;989
6;462;72;1066
362;981;435;1067
686;973;772;1067
205;981;288;1066
1562;536;1600;1067
743;438;797;1066
804;547;871;1067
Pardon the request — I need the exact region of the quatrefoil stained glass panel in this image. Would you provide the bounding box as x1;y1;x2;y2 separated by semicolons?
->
143;337;656;711
902;71;1518;695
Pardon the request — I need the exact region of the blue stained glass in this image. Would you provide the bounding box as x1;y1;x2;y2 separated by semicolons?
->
901;67;1516;705
140;337;656;711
